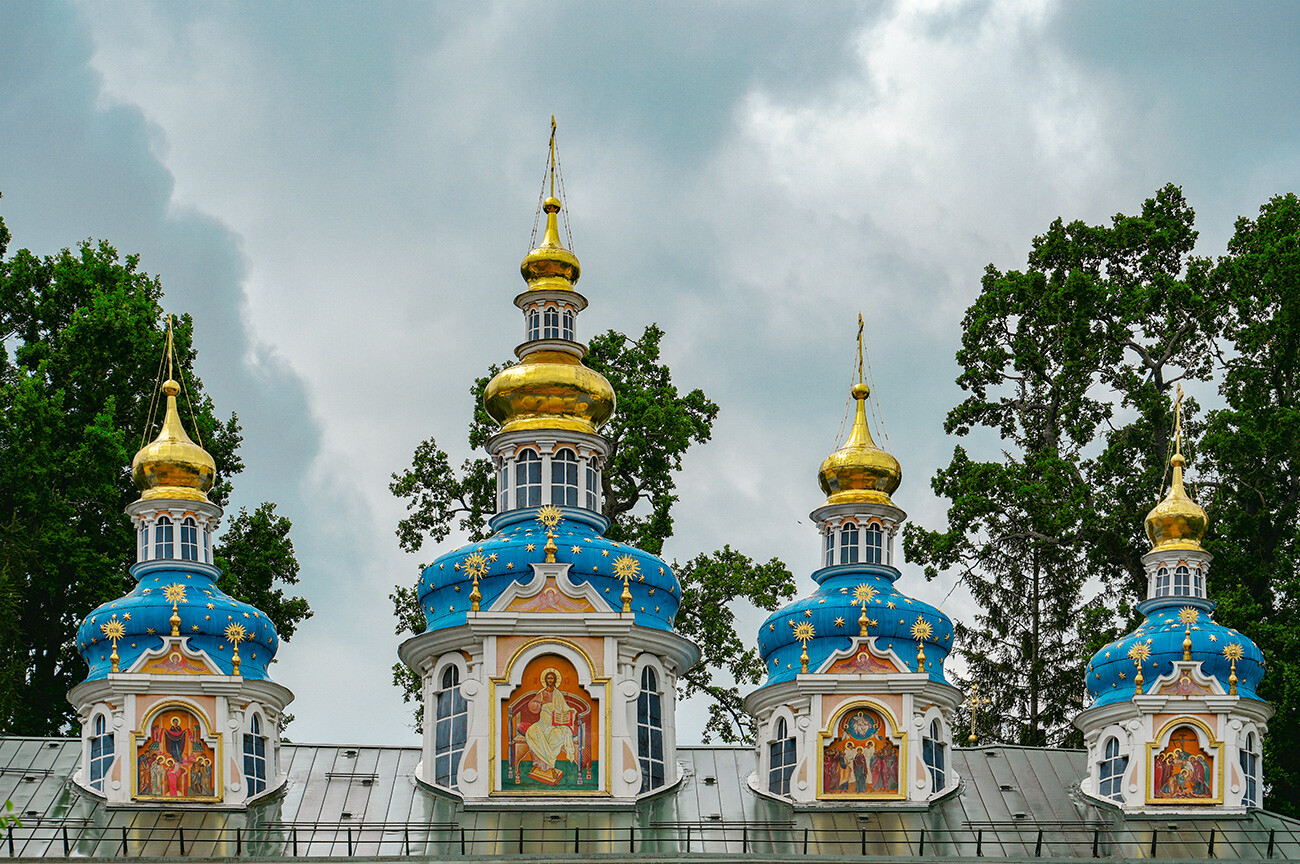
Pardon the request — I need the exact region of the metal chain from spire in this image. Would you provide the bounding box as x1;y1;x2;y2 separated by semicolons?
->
1159;384;1185;501
529;116;574;252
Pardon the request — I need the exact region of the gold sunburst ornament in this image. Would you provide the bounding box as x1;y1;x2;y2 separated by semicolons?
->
1128;639;1152;693
225;622;247;675
852;583;877;637
1223;643;1244;695
614;555;639;613
101;616;126;673
463;552;488;612
1178;607;1199;661
911;617;933;674
163;584;187;636
535;506;563;527
792;621;816;673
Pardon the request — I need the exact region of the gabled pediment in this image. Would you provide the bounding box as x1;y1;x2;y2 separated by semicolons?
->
490;564;612;615
129;637;220;676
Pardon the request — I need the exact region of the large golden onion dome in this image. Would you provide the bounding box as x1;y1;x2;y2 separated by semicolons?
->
1144;452;1207;551
520;197;580;291
131;379;216;502
484;192;615;435
818;383;901;507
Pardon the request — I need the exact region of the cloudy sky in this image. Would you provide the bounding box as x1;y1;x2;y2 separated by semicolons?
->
3;1;1299;746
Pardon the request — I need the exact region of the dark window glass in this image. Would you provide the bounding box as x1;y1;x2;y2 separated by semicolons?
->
154;516;174;559
552;449;579;507
515;451;541;508
637;667;665;793
434;665;468;790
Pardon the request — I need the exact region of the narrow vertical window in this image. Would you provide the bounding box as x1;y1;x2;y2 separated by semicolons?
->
515;450;541;508
562;309;575;341
1241;732;1258;807
527;309;541;341
1174;565;1191;596
180;517;199;561
767;718;797;796
154;516;174;559
435;665;468;789
585;460;599;511
543;307;560;339
824;527;834;568
498;461;508;512
1155;566;1170;596
1193;567;1204;597
244;714;267;796
923;718;946;792
864;524;883;564
551;449;579;507
138;525;148;561
1098;737;1127;802
637;667;665;792
89;714;114;792
840;522;860;564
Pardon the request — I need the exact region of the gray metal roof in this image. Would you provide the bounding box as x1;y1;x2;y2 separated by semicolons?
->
2;737;1297;861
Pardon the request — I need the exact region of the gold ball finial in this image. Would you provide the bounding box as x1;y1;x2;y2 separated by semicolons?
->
851;383;869;400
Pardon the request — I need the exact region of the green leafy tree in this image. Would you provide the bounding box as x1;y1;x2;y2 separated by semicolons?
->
390;324;794;740
906;185;1216;746
0;213;311;734
1201;192;1300;815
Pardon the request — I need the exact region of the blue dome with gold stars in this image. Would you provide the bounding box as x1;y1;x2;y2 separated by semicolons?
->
757;561;954;686
1086;596;1264;708
77;560;279;680
419;506;681;631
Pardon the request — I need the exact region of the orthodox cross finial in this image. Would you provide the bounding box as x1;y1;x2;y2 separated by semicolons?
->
225;622;247;676
549;115;557;197
101;616;125;673
962;684;991;744
1223;643;1244;695
857;312;865;385
462;552;488;613
1173;383;1185;457
792;621;816;673
165;314;176;382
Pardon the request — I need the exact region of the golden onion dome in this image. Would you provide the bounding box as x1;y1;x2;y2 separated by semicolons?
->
131;379;216;502
484;350;615;435
818;383;901;507
1144;452;1207;551
520;197;580;291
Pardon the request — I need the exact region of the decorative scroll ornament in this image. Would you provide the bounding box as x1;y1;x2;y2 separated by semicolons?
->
163;584;186;636
100;616;126;673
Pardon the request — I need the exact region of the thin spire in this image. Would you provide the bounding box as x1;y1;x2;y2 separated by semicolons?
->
549;115;557;198
857;313;865;386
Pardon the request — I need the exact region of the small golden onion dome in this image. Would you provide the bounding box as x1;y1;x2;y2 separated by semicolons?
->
131;380;216;502
520;197;580;291
484;350;615;435
1144;452;1207;550
818;383;901;506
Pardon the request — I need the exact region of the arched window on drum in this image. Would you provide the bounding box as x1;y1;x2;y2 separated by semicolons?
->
1241;732;1258;807
562;309;575;341
839;522;859;564
88;714;114;792
543;307;560;339
637;667;665;792
1154;566;1171;596
1098;737;1127;802
243;714;268;796
180;517;200;562
551;449;579;507
864;524;883;564
515;450;541;508
1174;565;1192;596
434;665;468;790
922;719;946;792
154;515;174;559
527;309;541;342
768;718;796;796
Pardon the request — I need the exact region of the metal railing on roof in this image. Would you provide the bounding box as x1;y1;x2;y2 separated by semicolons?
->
3;818;1298;859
